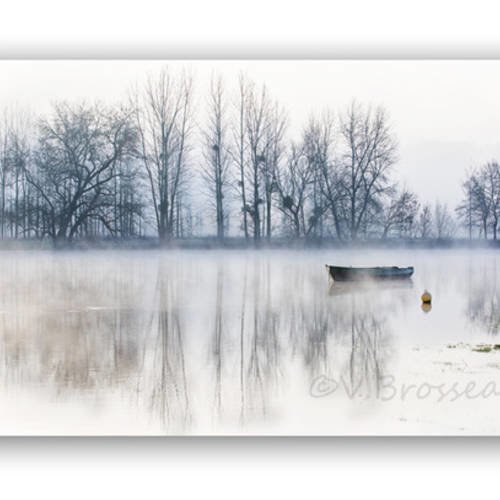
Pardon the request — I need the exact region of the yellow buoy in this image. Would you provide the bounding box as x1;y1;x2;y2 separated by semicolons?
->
421;290;432;304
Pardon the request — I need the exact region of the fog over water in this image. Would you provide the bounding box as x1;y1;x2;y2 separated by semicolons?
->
0;248;498;435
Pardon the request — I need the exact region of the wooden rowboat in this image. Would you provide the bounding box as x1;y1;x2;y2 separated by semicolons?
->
326;265;414;282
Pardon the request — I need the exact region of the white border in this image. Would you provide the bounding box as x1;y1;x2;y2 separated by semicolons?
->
1;0;500;58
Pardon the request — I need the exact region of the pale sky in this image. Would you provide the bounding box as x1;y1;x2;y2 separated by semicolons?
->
2;60;500;207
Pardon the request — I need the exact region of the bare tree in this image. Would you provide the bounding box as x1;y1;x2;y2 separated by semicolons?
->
201;75;231;241
418;203;433;239
26;102;136;244
381;187;419;239
110;159;145;238
456;175;475;240
0;109;32;239
275;144;312;238
8;121;30;238
471;173;490;238
484;162;500;240
244;81;272;243
233;75;249;240
434;201;455;239
261;100;287;241
339;102;398;241
457;166;493;239
304;113;342;239
0;113;12;238
133;68;194;244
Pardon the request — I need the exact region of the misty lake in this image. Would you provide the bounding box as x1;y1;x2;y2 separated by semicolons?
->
0;248;499;435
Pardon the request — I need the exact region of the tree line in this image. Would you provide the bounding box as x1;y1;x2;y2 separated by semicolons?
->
457;161;500;240
0;67;491;246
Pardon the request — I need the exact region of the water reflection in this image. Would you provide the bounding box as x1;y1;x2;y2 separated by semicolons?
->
144;262;191;432
465;260;500;335
324;284;395;399
0;250;492;434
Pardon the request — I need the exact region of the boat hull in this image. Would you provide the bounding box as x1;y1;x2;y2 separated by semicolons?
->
326;265;414;282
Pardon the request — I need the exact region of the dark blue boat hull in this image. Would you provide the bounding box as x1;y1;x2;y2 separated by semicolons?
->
326;265;414;282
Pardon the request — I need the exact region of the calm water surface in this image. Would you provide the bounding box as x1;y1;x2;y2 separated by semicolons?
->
0;249;498;434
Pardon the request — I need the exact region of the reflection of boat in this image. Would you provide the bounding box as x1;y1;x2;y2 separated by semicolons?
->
326;265;414;282
327;279;414;296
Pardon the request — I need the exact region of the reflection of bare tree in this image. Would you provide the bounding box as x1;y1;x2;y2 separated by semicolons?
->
146;262;191;432
0;255;193;433
239;265;247;424
241;260;281;422
0;252;398;433
465;261;500;335
329;289;392;397
212;265;224;419
346;304;389;397
281;272;393;396
301;295;331;376
247;264;265;414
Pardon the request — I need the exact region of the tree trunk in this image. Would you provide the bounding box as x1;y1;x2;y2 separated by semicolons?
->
266;195;271;242
253;164;260;243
